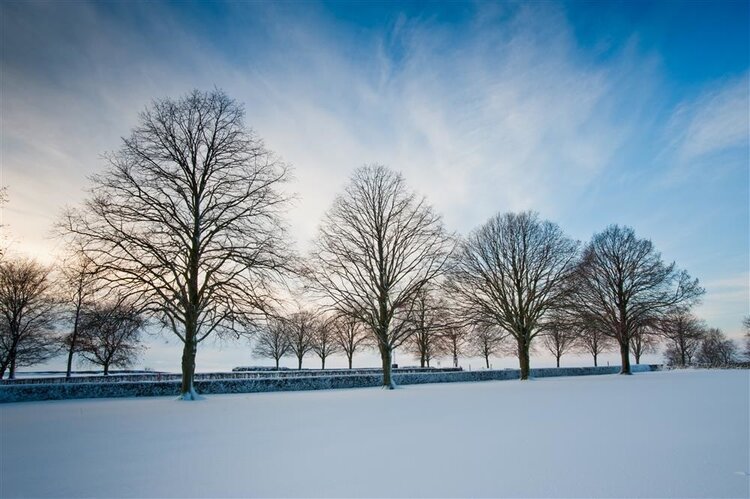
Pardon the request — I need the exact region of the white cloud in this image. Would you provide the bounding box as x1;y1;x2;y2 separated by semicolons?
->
668;72;750;161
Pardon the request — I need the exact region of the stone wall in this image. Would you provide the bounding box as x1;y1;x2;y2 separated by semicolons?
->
0;364;659;403
0;367;462;385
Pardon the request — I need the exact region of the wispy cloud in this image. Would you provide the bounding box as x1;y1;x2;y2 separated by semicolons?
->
667;72;749;162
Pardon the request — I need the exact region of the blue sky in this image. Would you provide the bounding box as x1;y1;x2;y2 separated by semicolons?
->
1;0;748;371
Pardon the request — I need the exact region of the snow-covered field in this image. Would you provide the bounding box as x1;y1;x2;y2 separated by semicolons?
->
1;369;748;498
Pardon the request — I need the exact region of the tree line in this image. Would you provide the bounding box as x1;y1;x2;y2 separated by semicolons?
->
1;89;747;397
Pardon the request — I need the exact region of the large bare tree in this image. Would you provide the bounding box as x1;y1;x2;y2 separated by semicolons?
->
61;89;292;399
446;211;579;380
307;165;453;388
569;225;703;374
0;258;59;379
252;317;291;369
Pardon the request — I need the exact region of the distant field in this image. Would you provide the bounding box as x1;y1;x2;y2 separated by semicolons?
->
1;369;748;498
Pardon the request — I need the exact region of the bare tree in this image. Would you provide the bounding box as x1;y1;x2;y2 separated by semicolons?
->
575;326;613;367
447;211;579;380
441;322;470;368
540;321;578;368
307;165;453;388
311;317;340;369
404;288;448;368
569;225;703;374
0;258;59;379
285;310;316;370
629;323;660;365
60;89;293;399
57;249;101;378
77;300;144;375
469;324;506;369
252;317;291;369
330;314;369;369
655;310;705;367
695;328;737;366
743;316;750;362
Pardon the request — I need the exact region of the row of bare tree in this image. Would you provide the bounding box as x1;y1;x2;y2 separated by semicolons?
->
0;256;145;379
2;89;745;398
253;312;369;369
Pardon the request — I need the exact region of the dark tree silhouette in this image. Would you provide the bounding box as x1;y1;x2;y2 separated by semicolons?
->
695;328;736;366
77;300;144;375
441;322;469;368
285;310;316;370
629;322;660;365
311;317;340;369
330;314;369;369
447;211;579;379
540;320;578;368
61;89;293;399
404;288;448;368
469;324;506;369
569;225;703;374
573;324;612;367
655;310;705;367
57;249;101;378
307;165;452;388
0;258;59;379
252;317;291;369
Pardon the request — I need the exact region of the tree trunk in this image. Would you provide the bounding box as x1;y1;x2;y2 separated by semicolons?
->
180;337;198;399
634;350;641;364
103;363;109;376
593;352;598;367
380;346;395;389
275;357;279;369
556;354;560;368
321;357;325;370
9;353;16;380
297;356;303;370
348;354;353;369
66;310;81;379
420;353;425;368
453;352;458;368
485;354;490;369
619;340;632;375
66;345;75;379
518;337;530;380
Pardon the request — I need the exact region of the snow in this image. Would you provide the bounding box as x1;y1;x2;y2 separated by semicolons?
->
1;369;748;498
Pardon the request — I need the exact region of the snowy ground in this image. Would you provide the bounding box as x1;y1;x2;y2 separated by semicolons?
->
1;370;748;498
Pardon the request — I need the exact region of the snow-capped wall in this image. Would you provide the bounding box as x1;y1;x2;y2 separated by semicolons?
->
0;365;659;403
